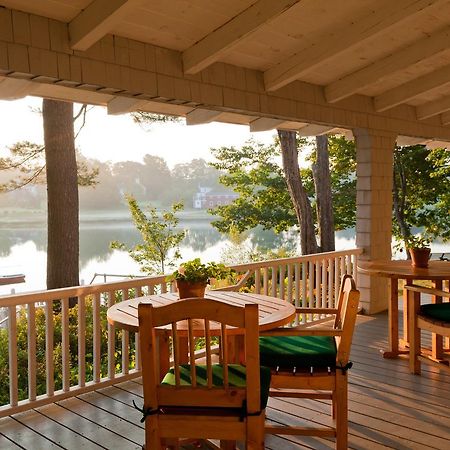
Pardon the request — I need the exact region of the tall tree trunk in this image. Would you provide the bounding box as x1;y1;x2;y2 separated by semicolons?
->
43;99;80;292
312;135;335;252
278;130;318;255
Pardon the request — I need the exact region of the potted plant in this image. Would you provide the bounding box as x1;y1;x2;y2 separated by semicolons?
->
167;258;232;298
404;234;431;268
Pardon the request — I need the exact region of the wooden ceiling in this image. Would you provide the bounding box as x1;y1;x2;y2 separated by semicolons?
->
1;0;450;142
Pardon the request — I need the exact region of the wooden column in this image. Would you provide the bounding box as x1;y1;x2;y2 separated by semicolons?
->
353;128;397;314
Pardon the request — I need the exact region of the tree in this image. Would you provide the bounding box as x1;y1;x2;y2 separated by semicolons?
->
0;100;97;295
111;195;186;275
393;145;450;248
312;135;335;251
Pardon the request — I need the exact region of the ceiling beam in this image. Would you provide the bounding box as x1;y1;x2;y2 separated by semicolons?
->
264;0;445;92
0;77;38;100
185;109;223;125
416;95;450;120
69;0;145;51
249;118;286;132
396;135;429;146
107;97;147;115
296;124;334;137
183;0;299;75
441;111;450;125
374;64;450;112
326;26;450;104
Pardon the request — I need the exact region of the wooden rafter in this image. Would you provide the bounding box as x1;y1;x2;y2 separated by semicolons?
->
249;117;286;132
264;0;446;92
0;77;38;100
417;95;450;120
69;0;145;51
441;111;450;125
185;109;223;125
374;64;450;112
326;26;450;104
107;97;147;115
296;124;334;137
183;0;299;75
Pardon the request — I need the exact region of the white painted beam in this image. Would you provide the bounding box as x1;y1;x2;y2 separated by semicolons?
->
249;118;286;132
396;135;429;146
417;95;450;120
326;25;450;103
441;111;450;125
107;97;147;115
183;0;299;74
264;0;446;92
296;124;334;137
374;64;450;112
185;109;223;125
0;77;38;100
69;0;145;51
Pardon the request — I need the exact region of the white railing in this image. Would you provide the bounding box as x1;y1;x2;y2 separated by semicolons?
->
0;248;362;417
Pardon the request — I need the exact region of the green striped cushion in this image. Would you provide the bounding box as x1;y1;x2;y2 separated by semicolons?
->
259;335;337;369
162;364;271;408
420;303;450;322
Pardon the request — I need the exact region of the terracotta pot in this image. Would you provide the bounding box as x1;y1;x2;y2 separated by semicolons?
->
176;279;207;299
408;247;431;268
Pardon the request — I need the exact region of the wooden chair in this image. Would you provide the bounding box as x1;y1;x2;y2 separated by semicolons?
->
406;284;450;375
137;298;270;450
259;274;360;450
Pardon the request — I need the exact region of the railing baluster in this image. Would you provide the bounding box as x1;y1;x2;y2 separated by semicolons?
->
108;290;116;380
308;261;314;322
263;267;269;295
287;264;293;304
93;292;101;383
27;302;37;401
294;263;300;325
78;295;86;388
328;258;334;308
62;297;70;392
321;259;327;310
8;305;18;407
271;266;277;297
301;262;307;324
254;268;261;294
279;264;285;300
122;289;130;375
334;257;340;306
45;300;54;396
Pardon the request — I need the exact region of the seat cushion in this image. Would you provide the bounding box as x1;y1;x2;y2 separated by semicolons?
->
419;303;450;323
162;364;271;408
259;335;337;369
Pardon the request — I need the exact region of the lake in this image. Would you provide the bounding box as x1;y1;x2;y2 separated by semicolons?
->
0;213;447;295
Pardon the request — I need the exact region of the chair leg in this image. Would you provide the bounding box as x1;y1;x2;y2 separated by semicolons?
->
246;412;265;450
408;290;421;375
334;372;348;450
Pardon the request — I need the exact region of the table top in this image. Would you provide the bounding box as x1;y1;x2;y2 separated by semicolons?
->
357;260;450;280
107;290;296;333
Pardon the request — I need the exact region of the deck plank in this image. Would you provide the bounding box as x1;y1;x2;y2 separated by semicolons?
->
0;313;449;449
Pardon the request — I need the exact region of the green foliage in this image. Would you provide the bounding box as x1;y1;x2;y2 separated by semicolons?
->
209;136;357;235
168;258;231;283
111;195;186;274
403;233;431;249
393;145;450;242
0;298;135;406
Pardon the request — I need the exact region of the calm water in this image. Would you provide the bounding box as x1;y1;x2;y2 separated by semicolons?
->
0;216;446;295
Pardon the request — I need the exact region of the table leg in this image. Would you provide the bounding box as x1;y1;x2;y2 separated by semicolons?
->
384;279;399;358
432;280;443;361
402;278;413;345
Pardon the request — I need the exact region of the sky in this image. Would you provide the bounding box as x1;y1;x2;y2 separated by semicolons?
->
0;96;276;168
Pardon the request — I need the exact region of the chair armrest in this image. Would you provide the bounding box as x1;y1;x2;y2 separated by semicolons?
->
261;327;343;337
295;308;338;314
405;284;450;299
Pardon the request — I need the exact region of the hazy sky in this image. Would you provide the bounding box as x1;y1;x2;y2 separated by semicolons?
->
0;97;276;168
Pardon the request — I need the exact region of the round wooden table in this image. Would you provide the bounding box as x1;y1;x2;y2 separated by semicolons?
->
358;260;450;358
108;290;296;379
107;290;296;333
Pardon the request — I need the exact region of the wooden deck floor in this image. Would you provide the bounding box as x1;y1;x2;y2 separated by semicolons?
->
0;313;449;449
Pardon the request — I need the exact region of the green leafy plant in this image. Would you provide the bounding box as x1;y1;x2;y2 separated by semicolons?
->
403;233;431;249
167;258;231;284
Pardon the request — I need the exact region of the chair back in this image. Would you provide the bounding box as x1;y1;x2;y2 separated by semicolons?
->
138;298;261;415
334;275;360;366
